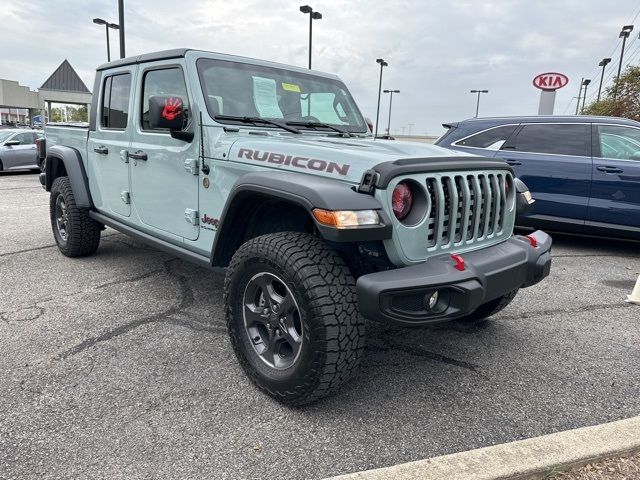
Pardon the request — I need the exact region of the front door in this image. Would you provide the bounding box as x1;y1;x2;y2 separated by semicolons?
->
129;62;199;240
87;67;135;217
588;124;640;229
497;123;592;225
9;132;37;168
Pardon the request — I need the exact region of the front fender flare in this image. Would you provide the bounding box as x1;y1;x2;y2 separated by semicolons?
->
210;171;392;267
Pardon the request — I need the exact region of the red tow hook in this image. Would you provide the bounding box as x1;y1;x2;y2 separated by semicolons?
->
525;234;538;248
451;254;465;271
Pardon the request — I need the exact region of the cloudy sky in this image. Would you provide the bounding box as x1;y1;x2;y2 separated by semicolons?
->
2;0;640;135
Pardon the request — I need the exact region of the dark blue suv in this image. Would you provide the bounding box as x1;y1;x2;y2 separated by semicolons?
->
436;116;640;240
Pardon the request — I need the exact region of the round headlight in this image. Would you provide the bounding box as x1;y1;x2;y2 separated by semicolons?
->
392;182;413;220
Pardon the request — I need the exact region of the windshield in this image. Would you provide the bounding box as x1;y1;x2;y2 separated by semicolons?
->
0;131;15;143
196;58;367;134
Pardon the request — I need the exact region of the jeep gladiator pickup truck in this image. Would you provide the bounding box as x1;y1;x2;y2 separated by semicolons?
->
40;48;551;406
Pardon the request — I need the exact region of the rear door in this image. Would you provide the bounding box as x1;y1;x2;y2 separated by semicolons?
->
588;124;640;229
87;67;135;218
497;123;592;225
129;61;199;240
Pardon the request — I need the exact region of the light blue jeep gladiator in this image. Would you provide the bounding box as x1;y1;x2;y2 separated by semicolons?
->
40;49;551;406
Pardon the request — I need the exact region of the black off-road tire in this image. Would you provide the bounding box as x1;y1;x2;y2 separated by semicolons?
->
458;289;519;324
50;176;101;257
224;232;365;406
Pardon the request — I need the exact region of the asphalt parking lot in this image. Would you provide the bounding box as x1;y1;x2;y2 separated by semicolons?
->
1;171;639;480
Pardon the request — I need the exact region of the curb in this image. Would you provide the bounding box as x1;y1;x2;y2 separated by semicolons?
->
326;416;640;480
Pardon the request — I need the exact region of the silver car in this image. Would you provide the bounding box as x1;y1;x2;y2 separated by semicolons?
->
0;129;41;171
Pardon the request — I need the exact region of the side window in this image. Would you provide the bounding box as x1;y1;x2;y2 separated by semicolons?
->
141;68;190;131
14;132;35;144
456;125;517;149
101;73;132;129
598;125;640;160
509;124;589;156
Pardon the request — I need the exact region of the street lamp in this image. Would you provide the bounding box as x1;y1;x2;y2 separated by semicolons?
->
93;18;120;62
597;58;611;102
383;89;400;135
614;25;634;99
470;89;488;117
374;58;388;139
581;79;591;113
300;5;322;69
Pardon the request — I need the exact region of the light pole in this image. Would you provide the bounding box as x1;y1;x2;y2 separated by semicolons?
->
614;25;634;99
383;89;400;135
374;58;388;139
597;58;611;102
93;18;120;62
300;5;322;69
581;79;591;113
470;89;488;117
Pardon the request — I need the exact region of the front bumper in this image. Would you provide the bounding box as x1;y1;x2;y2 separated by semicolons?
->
356;230;552;325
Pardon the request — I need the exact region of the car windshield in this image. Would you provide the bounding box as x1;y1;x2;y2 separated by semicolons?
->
196;58;368;134
0;131;15;143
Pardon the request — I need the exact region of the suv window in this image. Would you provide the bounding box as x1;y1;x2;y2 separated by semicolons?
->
597;125;640;160
456;125;517;149
508;124;589;156
14;132;35;144
141;68;190;131
101;73;132;129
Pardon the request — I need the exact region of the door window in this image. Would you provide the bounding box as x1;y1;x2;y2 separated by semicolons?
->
597;125;640;160
141;68;190;131
14;132;35;144
455;125;518;149
507;124;589;156
101;73;132;129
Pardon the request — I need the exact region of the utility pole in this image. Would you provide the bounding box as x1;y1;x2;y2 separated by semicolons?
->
575;77;584;115
614;25;634;99
383;89;400;135
581;79;591;113
597;58;611;102
374;58;388;139
470;89;488;117
118;0;126;58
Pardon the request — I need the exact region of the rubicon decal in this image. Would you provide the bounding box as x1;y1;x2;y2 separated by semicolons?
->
238;148;350;176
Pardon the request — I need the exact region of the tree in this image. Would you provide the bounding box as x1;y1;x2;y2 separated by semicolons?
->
584;65;640;121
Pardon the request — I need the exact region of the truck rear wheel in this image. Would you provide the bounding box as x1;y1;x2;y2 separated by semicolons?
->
224;232;365;406
50;176;101;257
458;289;519;324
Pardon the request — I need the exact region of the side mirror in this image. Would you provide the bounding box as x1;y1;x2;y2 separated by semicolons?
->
149;95;186;130
5;140;20;146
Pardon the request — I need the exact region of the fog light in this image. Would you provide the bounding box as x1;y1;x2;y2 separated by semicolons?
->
427;291;439;310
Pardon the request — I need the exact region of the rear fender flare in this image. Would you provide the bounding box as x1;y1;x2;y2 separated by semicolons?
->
44;145;92;207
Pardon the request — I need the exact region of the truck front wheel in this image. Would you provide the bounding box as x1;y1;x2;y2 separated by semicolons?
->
224;232;365;406
50;176;101;257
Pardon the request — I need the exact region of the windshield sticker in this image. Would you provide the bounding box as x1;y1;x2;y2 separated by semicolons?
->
282;82;301;93
252;77;284;118
237;148;350;176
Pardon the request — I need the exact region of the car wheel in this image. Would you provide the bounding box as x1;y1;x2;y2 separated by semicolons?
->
224;232;365;406
458;289;519;324
50;176;101;257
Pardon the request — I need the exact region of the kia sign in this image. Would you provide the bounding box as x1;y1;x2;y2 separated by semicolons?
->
533;72;569;91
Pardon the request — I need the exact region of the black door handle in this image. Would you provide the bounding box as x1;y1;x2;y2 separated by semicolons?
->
596;166;623;174
128;150;147;161
506;160;522;166
93;146;109;155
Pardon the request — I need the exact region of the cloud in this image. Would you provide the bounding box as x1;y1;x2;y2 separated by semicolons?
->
0;0;638;133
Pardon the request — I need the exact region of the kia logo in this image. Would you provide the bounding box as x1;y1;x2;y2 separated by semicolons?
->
533;72;569;91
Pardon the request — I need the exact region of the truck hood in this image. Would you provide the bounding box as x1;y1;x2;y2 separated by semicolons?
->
223;132;475;185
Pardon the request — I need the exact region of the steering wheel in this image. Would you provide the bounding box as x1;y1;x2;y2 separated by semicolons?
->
299;115;320;123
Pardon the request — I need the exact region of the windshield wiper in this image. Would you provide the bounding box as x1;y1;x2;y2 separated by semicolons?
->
285;121;353;137
214;115;300;134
